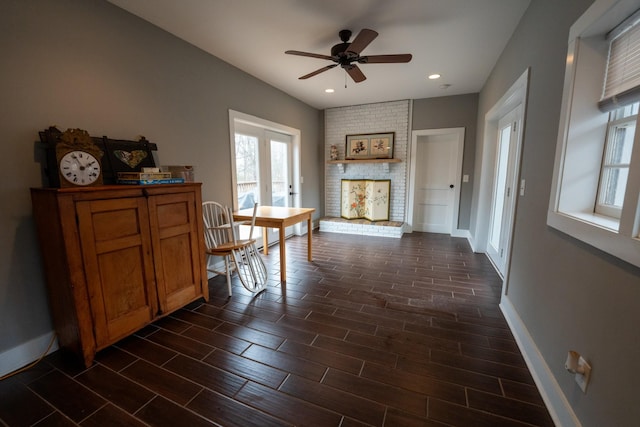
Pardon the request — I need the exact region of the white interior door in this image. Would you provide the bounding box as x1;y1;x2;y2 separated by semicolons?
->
412;132;461;233
486;105;522;276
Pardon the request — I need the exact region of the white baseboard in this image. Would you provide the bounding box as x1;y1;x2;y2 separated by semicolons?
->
452;228;471;239
467;233;479;253
0;331;58;377
500;297;580;427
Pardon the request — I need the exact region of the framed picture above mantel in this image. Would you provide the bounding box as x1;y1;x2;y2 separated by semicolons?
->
345;132;394;160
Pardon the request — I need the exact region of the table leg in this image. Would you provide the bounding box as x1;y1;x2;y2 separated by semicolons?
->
278;225;286;282
262;227;269;255
307;215;313;261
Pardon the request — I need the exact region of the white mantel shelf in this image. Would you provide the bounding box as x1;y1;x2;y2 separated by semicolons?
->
328;158;402;173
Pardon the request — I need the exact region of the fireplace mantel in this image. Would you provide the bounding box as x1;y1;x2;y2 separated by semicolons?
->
327;158;401;173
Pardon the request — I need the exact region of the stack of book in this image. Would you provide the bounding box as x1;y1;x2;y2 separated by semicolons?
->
116;172;185;185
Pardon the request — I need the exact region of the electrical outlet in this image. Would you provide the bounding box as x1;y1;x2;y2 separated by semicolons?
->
575;356;592;393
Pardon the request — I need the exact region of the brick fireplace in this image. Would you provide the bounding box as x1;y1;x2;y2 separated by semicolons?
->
321;100;410;238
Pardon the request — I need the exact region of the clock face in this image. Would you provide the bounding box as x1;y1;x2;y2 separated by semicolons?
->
59;150;101;186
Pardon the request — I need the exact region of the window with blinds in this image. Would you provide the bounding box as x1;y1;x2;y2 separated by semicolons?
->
549;0;640;269
599;10;640;111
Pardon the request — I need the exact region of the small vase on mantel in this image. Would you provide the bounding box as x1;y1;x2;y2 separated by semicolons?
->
330;144;338;160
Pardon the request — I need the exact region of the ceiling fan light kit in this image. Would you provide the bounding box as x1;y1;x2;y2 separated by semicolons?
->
285;28;412;83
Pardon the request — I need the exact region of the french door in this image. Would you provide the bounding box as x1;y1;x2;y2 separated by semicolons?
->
486;105;522;276
233;123;293;246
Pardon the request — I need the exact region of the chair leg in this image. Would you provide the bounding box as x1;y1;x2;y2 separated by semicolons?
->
224;255;233;296
230;244;267;293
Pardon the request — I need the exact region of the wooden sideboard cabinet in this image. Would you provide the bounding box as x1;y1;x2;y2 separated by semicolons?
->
31;183;209;367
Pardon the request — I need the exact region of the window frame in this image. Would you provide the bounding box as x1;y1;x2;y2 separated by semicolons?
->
595;105;637;218
548;0;640;269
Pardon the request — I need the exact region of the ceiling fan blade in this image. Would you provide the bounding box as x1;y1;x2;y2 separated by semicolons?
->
285;50;333;61
299;64;337;79
346;28;378;55
346;64;366;83
360;54;413;64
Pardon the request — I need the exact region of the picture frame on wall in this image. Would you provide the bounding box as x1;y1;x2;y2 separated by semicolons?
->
345;132;394;159
345;136;370;159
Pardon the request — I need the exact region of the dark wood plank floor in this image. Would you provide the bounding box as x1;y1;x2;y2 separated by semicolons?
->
0;231;554;426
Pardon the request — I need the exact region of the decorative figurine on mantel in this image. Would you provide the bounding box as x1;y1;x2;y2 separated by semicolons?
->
330;144;338;160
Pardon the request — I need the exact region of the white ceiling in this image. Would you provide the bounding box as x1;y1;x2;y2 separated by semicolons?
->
107;0;530;110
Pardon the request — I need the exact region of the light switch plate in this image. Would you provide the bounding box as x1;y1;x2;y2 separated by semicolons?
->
575;356;591;393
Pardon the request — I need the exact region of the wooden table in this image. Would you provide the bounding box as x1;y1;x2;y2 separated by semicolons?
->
234;206;315;283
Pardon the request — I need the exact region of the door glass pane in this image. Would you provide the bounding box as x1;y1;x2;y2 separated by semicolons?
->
235;133;260;209
270;140;289;207
235;132;262;241
489;125;511;250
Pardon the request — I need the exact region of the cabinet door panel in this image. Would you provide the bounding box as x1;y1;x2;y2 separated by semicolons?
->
92;208;142;240
148;191;204;313
159;233;197;296
76;198;158;349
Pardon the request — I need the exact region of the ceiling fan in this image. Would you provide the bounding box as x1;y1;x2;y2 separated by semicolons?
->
285;28;412;83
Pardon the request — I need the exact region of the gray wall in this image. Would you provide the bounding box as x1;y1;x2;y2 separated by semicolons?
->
412;94;478;230
0;0;322;358
478;0;640;425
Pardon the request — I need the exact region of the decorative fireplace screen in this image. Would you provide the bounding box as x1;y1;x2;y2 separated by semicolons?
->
341;179;390;221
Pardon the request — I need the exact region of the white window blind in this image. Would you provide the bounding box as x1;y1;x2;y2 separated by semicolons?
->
599;12;640;112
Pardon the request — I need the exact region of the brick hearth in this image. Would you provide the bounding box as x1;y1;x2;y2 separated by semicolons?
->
319;216;405;238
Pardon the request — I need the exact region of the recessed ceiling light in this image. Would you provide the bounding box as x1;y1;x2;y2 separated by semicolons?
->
325;88;335;93
428;74;441;80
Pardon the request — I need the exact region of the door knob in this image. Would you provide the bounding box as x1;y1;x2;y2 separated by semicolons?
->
449;184;454;189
